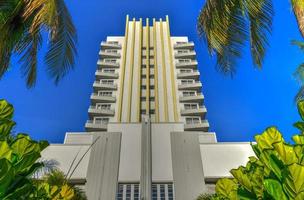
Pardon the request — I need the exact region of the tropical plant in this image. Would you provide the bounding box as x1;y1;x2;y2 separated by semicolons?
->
197;0;304;74
197;193;223;200
208;99;304;199
0;99;86;199
292;40;304;102
0;0;77;87
0;99;49;199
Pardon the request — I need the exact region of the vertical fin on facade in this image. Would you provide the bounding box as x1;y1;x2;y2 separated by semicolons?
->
137;19;143;122
159;19;169;122
166;15;179;122
153;18;160;122
127;18;136;122
145;18;150;115
117;15;129;122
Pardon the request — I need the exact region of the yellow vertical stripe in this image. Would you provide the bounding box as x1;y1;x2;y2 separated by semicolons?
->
137;19;143;122
127;18;136;122
153;19;159;122
117;15;129;122
145;18;150;115
159;19;169;122
166;15;179;122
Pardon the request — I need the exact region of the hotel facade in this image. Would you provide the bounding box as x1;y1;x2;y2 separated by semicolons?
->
41;16;254;200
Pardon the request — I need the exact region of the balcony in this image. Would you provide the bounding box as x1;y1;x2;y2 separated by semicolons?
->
95;70;119;79
184;120;209;132
85;120;107;131
99;50;121;58
88;106;115;117
90;93;116;103
179;93;204;103
93;81;117;90
175;60;198;68
97;60;120;68
177;70;200;79
100;41;121;49
174;42;194;49
181;106;207;117
178;81;202;90
174;50;196;59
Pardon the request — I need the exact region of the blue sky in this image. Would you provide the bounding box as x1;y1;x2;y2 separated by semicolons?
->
0;0;303;143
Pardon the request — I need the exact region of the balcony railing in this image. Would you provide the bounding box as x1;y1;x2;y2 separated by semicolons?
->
179;93;204;103
181;106;207;117
184;119;209;132
90;93;116;103
100;41;121;49
88;106;115;116
174;42;194;49
177;70;200;79
99;50;121;58
174;50;196;58
85;120;108;131
178;81;202;90
97;60;120;68
93;81;117;90
95;70;119;79
175;60;198;68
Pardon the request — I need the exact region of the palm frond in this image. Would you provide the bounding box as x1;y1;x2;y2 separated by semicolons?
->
291;0;304;37
17;32;42;87
197;0;274;74
292;40;304;51
246;0;273;68
44;0;77;84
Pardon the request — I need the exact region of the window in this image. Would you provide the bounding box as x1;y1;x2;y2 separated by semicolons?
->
178;59;191;63
96;104;111;110
103;69;115;73
104;59;117;63
176;41;187;44
181;79;194;84
93;117;109;125
116;183;140;200
98;91;112;96
105;49;118;53
101;79;114;85
152;183;174;200
186;117;200;124
184;103;198;110
182;91;196;97
108;41;119;44
177;50;189;54
180;69;192;73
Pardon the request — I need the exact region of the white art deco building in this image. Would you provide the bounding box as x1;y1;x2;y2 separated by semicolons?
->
41;16;254;200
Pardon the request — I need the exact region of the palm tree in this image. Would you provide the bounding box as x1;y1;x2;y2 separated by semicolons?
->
197;0;304;75
292;40;304;102
0;0;77;87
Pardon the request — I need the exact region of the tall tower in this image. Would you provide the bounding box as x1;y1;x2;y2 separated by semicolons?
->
41;16;255;200
85;15;209;131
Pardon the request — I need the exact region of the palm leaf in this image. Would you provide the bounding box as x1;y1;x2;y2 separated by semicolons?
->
18;31;42;87
246;0;273;68
197;0;274;74
44;0;77;84
291;0;304;37
295;86;304;102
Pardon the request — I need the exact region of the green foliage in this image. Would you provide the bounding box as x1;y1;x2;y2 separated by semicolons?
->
212;99;304;199
0;99;86;199
0;0;77;87
0;99;49;199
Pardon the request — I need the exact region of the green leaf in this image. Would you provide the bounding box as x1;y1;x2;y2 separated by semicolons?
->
0;158;15;196
0;141;12;160
264;179;288;200
230;167;252;192
273;142;298;165
293;134;304;144
255;127;283;150
297;100;304;121
293;121;304;132
11;136;40;157
0;119;15;138
215;178;238;199
14;152;41;174
0;100;13;120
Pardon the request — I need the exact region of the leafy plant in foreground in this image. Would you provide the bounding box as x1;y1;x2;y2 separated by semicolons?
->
210;100;304;199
